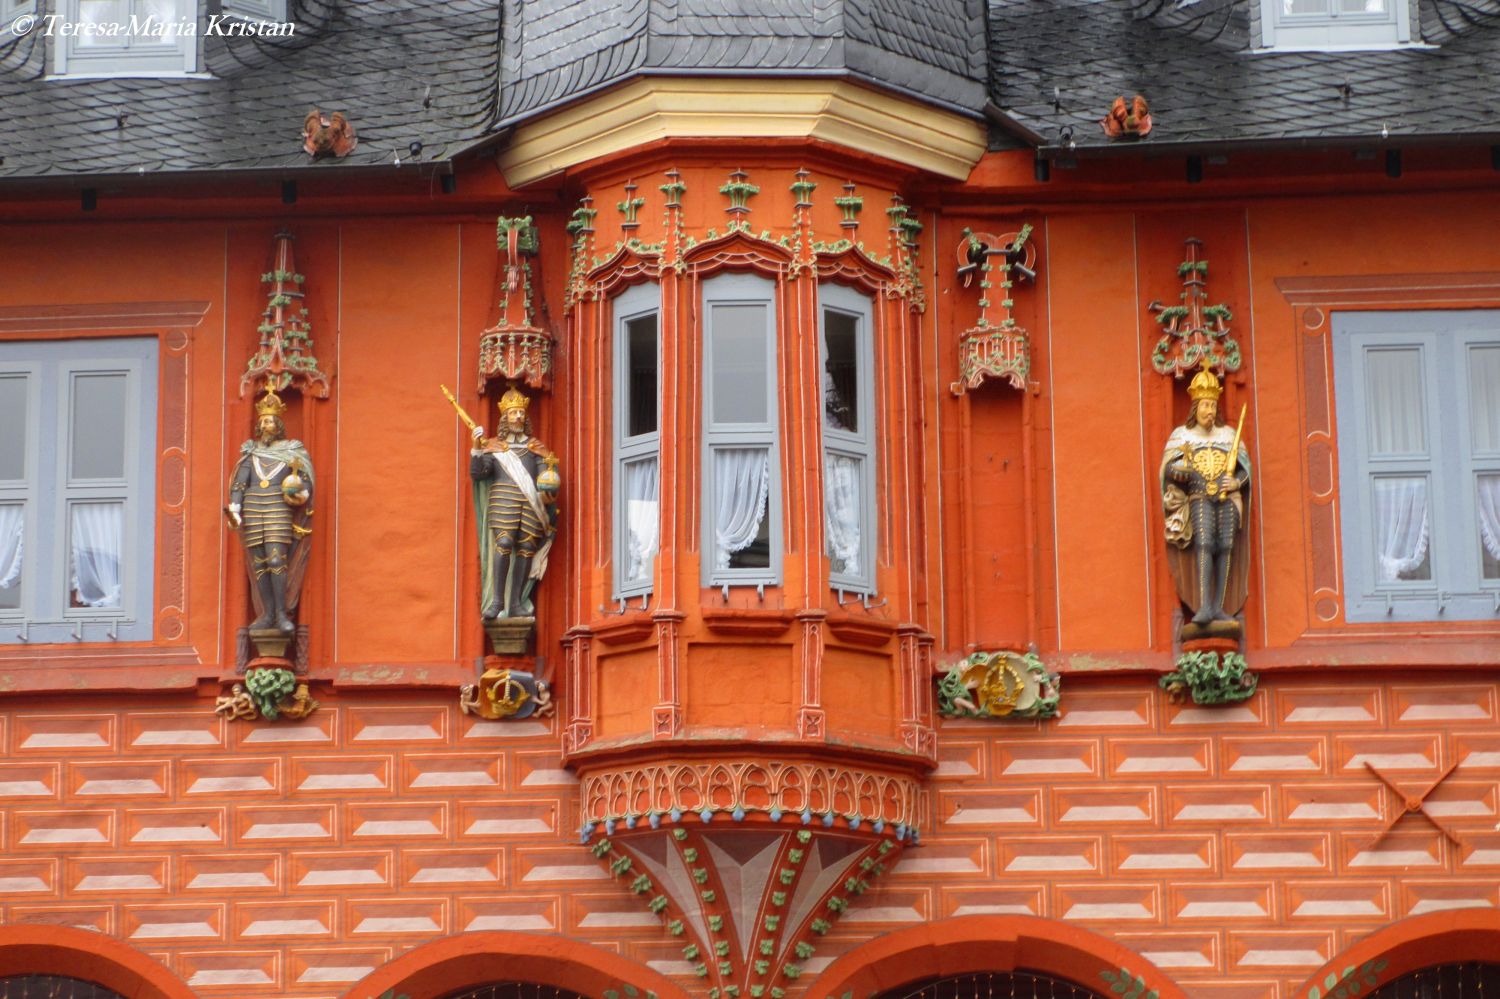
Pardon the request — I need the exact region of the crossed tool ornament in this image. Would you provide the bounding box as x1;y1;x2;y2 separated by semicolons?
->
1364;756;1464;847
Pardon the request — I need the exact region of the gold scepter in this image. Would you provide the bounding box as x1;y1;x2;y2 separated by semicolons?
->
1208;403;1248;500
440;384;481;438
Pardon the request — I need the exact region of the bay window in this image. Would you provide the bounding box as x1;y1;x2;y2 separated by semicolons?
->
820;284;876;593
701;274;780;586
613;284;661;599
0;337;158;643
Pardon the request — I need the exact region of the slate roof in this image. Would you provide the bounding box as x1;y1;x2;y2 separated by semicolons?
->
988;0;1500;152
0;0;499;179
497;0;987;125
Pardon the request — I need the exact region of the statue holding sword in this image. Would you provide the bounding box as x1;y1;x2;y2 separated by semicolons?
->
443;384;561;622
1160;359;1251;634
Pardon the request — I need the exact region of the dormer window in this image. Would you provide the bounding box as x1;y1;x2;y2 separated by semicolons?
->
1261;0;1411;48
54;0;199;76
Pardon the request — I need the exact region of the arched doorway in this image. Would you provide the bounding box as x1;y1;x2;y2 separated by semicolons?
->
1297;911;1500;999
1367;962;1500;996
0;926;194;999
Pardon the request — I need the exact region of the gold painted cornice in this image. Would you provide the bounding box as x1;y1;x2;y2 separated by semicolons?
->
498;77;987;186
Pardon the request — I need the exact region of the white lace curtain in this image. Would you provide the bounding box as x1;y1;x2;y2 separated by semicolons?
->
624;458;659;583
824;453;862;576
0;505;21;595
1479;474;1500;565
1373;478;1429;581
70;502;123;608
713;448;769;569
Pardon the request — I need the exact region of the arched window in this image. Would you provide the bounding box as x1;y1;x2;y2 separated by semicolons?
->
0;976;124;999
1368;962;1500;996
439;984;590;999
876;972;1108;999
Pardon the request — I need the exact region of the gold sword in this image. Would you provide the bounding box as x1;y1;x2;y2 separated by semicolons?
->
1207;403;1248;500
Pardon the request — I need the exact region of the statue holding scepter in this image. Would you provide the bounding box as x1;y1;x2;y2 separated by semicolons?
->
443;384;560;623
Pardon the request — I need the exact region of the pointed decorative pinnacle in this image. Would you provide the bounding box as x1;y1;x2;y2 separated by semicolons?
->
241;230;329;399
660;168;686;208
618;179;645;230
720;168;759;215
567;195;597;237
834;181;862;229
790;168;816;209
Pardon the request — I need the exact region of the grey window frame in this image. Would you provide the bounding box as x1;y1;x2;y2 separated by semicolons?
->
819;283;877;595
700;272;781;588
53;0;199;77
1258;0;1409;48
0;337;158;643
221;0;285;21
612;282;661;600
1333;310;1500;622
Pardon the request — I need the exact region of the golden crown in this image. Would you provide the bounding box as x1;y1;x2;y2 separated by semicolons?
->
498;386;531;413
255;388;287;419
1187;357;1223;403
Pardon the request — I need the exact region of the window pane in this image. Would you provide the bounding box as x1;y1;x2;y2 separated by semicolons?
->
1283;0;1327;13
823;310;859;434
76;0;128;46
622;457;659;584
0;375;25;481
825;453;863;577
1469;346;1500;453
70;502;123;608
1363;348;1426;455
711;305;768;425
712;447;770;569
1479;473;1500;580
626;314;658;438
1372;476;1431;582
70;372;127;480
1339;0;1386;11
0;504;21;611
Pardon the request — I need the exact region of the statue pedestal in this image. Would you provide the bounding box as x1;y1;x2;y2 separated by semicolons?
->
1180;635;1240;656
484;618;535;656
1179;619;1242;645
248;628;294;660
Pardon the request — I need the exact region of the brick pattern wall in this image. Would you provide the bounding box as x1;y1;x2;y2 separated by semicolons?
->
0;675;1494;999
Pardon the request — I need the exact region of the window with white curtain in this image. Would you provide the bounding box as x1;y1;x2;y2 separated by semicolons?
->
613;283;661;599
0;338;157;643
701;273;780;586
1334;312;1500;622
1259;0;1409;48
54;0;200;76
820;284;876;594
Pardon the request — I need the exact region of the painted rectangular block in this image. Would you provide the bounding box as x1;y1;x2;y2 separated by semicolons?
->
12;714;116;752
511;751;574;789
996;835;1100;875
840;885;930;924
235;899;336;939
516;847;613;883
0;762;60;799
177;950;280;990
290;850;393;889
1220;736;1325;775
125;712;225;749
994;738;1100;778
65;855;169;893
122;903;225;941
456;895;559;932
290;755;393;794
1226;929;1333;971
405;753;503;790
1110;834;1216;875
1055;689;1154;729
0;856;57;895
1279;783;1382;824
234;804;336;844
1333;733;1440;772
126;807;226;845
1109;738;1210;776
8;903;114;934
939;886;1046;918
179;757;281;797
12;808;114;848
233;709;336;749
937;789;1041;827
346;801;447;840
402;848;503;887
1166;698;1267;728
888;838;988;878
1113;931;1219;971
1052;786;1157;825
178;853;280;893
1275;687;1381;726
1399;879;1500;915
1390;684;1496;724
344;896;448;936
458;800;558;838
1224;832;1331;872
570;892;672;932
287;947;393;988
459;713;553;743
1053;882;1159;922
1341;830;1444;870
1164;785;1270;824
67;760;171;799
1284;879;1389;920
347;706;448;745
1171;882;1274;921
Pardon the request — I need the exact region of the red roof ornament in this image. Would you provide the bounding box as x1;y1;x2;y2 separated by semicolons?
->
302;109;358;159
1100;95;1152;139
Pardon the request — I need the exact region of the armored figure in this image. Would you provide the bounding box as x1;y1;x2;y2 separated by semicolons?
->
1160;361;1250;630
227;389;313;634
469;387;560;620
